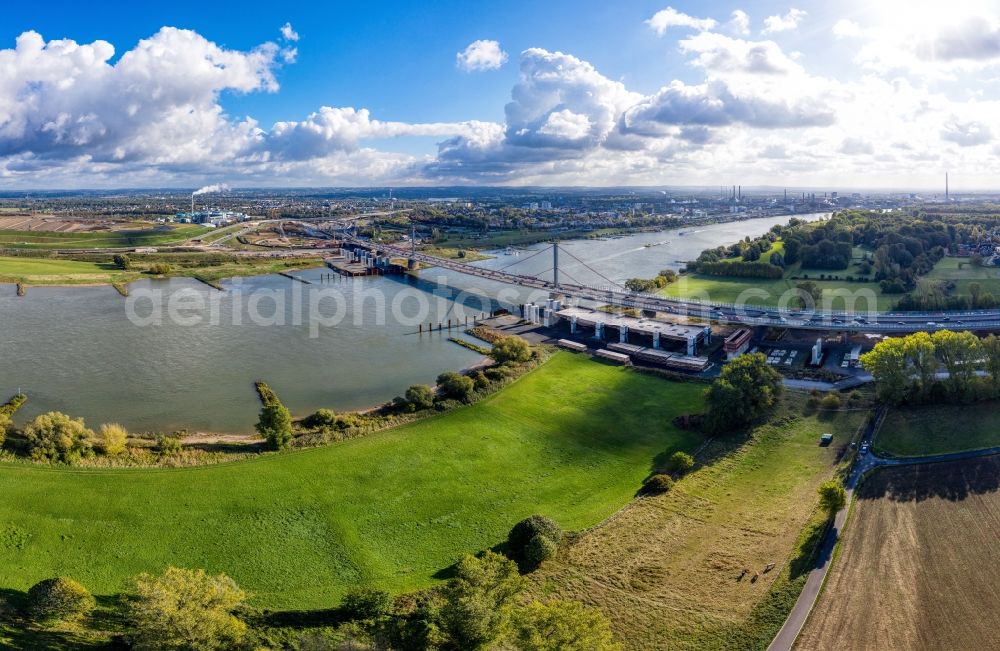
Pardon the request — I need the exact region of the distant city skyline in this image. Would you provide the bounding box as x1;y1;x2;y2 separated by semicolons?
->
2;0;1000;189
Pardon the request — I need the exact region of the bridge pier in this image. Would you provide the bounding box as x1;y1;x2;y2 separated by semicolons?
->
570;316;578;334
653;331;660;349
595;322;604;340
620;325;629;343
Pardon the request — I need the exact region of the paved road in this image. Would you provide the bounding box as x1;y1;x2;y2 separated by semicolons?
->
768;409;1000;651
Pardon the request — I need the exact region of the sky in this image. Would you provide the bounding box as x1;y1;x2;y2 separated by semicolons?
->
2;0;1000;190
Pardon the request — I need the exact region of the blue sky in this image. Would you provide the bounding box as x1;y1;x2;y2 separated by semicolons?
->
2;0;1000;188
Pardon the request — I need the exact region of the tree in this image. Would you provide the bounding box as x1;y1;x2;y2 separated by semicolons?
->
98;423;129;456
525;535;559;567
256;403;293;450
794;281;822;308
511;600;621;651
903;331;937;396
440;551;523;650
983;335;1000;390
932;330;981;397
128;567;247;651
24;412;93;463
27;577;95;623
405;384;435;410
436;372;475;403
704;353;783;433
860;337;910;403
113;253;132;270
817;481;847;518
490;336;532;364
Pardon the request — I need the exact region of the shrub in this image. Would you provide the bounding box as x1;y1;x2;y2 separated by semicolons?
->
0;413;8;448
666;451;695;476
147;263;172;275
820;393;843;410
303;408;337;430
405;384;435;411
641;474;674;495
27;577;95;623
24;412;94;463
490;336;533;364
340;586;392;622
99;423;129;456
128;567;247;651
525;535;559;567
113;253;132;270
436;372;475;403
155;435;183;455
805;395;821;411
440;552;523;650
507;515;563;568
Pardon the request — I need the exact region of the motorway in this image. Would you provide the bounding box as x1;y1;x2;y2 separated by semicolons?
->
341;235;1000;334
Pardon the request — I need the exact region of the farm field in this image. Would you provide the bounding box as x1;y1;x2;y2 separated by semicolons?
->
0;353;704;610
528;397;866;650
874;401;1000;457
796;455;1000;651
0;223;209;249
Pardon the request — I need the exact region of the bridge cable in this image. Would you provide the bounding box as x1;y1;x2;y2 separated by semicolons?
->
557;246;625;290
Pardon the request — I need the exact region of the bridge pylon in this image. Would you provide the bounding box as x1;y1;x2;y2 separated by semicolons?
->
553;242;559;289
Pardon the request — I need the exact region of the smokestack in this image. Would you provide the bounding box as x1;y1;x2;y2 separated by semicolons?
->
946;172;949;200
784;188;787;202
738;185;741;201
191;194;194;213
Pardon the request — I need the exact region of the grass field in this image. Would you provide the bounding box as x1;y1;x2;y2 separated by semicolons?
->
874;401;1000;457
797;456;1000;650
528;398;866;650
0;353;704;610
662;247;894;310
0;256;136;286
0;255;322;288
0;224;209;250
923;255;1000;297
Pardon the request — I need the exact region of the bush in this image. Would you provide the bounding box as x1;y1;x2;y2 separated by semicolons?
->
436;372;475;403
405;384;435;411
113;253;132;270
99;423;129;456
512;600;621;651
128;567;247;651
641;474;674;495
147;263;172;275
303;408;337;430
24;412;94;463
0;413;8;448
340;586;392;622
27;577;95;623
666;451;695;476
820;393;843;410
524;535;559;567
155;435;183;455
490;336;532;364
507;515;563;568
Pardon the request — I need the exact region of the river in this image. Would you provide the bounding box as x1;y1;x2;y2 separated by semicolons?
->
0;212;826;433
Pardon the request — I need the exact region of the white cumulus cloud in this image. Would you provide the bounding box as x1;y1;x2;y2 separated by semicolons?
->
763;8;807;34
280;22;299;42
456;39;508;72
646;7;717;35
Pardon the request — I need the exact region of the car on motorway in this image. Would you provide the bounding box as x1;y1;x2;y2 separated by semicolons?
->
860;443;869;454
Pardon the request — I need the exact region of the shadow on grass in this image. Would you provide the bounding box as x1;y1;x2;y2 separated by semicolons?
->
859;454;1000;503
0;589;127;650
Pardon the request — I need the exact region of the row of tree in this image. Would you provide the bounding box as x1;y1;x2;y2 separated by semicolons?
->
860;330;1000;403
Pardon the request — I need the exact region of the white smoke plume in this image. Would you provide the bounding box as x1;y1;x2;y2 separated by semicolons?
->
192;183;230;196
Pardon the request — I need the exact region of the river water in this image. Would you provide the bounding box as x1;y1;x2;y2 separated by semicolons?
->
0;213;825;433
